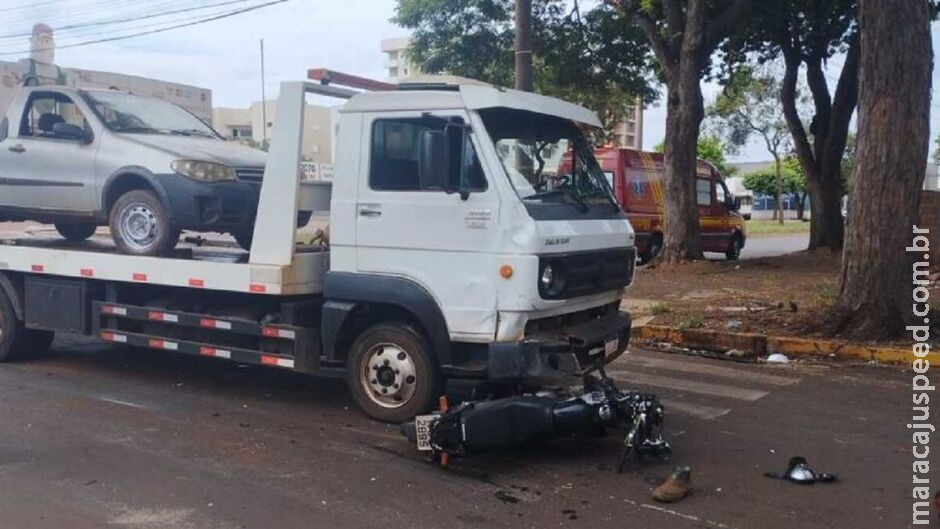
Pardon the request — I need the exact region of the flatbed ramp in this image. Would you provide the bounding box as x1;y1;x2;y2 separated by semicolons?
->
0;229;329;295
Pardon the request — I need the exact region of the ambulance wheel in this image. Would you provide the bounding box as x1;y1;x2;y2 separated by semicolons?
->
346;323;441;423
726;235;743;261
640;234;662;264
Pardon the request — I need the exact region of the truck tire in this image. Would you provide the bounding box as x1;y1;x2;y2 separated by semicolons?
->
0;289;24;362
346;322;441;423
109;190;180;256
640;234;662;265
55;222;97;241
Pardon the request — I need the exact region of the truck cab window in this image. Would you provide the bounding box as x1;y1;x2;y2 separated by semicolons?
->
20;93;88;139
370;117;485;192
715;181;728;205
696;178;712;206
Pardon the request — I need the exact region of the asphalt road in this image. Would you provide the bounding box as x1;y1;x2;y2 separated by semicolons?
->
0;335;919;529
739;233;810;259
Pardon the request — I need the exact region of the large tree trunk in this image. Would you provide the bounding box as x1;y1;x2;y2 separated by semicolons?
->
824;0;932;340
806;176;845;249
773;155;784;225
659;78;705;263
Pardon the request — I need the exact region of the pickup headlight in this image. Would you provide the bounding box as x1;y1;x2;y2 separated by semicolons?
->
171;160;236;183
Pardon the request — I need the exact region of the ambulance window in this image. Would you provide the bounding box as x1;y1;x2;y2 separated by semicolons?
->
604;171;614;189
716;182;728;204
696;178;712;206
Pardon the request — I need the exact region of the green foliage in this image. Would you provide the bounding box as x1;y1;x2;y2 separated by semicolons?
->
650;302;671;315
654;135;737;176
742;159;805;197
708;66;790;160
393;0;659;136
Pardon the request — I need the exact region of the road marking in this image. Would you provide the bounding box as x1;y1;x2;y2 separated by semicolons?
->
611;356;799;386
659;398;732;420
97;396;149;410
610;372;770;401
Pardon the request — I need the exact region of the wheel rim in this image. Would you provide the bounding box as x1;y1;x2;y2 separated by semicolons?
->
360;342;418;409
119;202;159;250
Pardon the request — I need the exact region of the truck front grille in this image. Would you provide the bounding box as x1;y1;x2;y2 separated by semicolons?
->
538;248;636;300
235;167;265;183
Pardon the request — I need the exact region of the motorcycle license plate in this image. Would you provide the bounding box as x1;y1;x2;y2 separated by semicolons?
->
414;415;436;451
605;335;620;356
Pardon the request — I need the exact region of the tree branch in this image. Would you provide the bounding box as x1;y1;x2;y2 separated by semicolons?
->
821;34;859;181
661;0;685;36
804;56;832;153
609;0;677;79
705;0;753;51
780;48;816;173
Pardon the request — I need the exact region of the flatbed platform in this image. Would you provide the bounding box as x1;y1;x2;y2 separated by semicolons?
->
0;228;329;296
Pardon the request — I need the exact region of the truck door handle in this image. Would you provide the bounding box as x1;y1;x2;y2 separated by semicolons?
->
359;209;382;218
8;144;25;153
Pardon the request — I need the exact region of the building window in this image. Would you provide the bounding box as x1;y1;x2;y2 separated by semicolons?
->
388;67;399;78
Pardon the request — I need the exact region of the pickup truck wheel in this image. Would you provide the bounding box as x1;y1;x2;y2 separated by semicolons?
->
55;222;97;241
0;290;24;362
233;230;253;252
109;190;180;256
346;323;441;423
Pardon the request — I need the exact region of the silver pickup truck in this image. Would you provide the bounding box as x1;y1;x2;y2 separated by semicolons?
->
0;86;280;255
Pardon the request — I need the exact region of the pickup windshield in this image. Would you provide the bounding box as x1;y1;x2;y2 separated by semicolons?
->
479;108;615;211
85;91;218;138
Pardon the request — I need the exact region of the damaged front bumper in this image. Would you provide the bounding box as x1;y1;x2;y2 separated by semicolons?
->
487;309;632;387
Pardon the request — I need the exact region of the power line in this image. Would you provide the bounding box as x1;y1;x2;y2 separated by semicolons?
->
0;0;288;57
0;0;254;40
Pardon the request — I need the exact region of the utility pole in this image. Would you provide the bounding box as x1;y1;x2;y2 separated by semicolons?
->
260;39;268;146
514;0;533;92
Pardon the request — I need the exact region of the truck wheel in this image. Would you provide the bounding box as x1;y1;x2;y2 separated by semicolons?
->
0;289;24;362
346;323;441;423
726;235;743;261
55;222;97;241
109;190;180;256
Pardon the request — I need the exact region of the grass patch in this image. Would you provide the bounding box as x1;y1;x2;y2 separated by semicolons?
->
746;219;811;237
675;313;705;331
650;302;671;315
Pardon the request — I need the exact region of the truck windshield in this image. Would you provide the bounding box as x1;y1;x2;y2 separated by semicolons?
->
479;108;616;211
85;91;218;138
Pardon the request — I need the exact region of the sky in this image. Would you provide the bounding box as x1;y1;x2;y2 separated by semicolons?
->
3;0;939;163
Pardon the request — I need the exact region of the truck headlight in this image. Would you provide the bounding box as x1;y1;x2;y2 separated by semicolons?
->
539;262;566;297
171;160;236;183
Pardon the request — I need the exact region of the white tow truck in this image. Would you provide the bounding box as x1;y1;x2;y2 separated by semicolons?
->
0;72;637;422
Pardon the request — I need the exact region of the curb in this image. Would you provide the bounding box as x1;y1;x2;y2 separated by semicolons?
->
632;325;923;365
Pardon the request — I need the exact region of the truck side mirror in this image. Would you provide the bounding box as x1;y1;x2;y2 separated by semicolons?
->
53;122;91;143
419;130;449;190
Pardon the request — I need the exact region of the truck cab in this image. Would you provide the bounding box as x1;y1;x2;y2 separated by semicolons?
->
595;148;746;263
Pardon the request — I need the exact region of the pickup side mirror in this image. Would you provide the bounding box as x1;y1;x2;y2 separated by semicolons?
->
53;122;92;143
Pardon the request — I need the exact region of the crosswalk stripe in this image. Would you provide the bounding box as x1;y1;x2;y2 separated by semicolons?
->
660;398;732;420
610;372;770;402
610;355;799;387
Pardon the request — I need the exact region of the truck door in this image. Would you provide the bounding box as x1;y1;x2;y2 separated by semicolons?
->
0;91;97;212
354;111;501;341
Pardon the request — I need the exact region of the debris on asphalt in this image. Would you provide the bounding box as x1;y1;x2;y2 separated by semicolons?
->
652;466;692;503
764;456;837;484
766;353;790;364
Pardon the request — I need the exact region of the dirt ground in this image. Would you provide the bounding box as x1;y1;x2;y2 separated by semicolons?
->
624;251;919;344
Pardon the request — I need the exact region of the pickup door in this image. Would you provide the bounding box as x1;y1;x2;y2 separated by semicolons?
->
0;90;98;213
